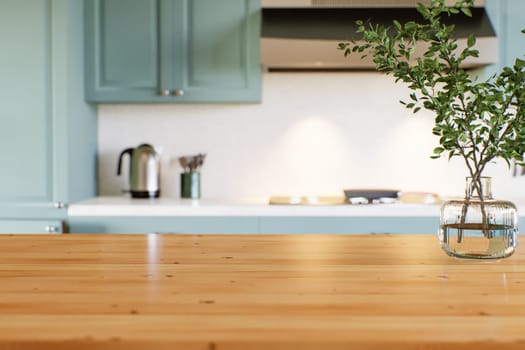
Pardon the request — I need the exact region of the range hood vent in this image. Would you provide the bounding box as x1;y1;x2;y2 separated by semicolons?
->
263;0;486;8
260;0;497;70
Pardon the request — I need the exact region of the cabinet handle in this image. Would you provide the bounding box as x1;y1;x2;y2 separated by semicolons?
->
173;89;185;96
159;89;184;97
159;88;171;96
45;225;59;233
54;201;65;209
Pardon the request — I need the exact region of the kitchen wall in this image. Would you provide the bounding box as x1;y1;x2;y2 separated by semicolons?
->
98;71;525;201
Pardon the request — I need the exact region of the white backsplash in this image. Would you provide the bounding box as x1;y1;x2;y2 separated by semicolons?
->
98;72;525;200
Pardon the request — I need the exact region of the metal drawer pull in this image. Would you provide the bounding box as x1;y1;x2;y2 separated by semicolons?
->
159;89;184;96
45;225;59;233
159;88;171;96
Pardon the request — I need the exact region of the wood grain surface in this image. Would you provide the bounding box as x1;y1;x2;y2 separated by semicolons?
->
0;234;524;349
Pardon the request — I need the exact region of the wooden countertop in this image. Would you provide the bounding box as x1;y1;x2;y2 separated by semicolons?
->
1;234;524;349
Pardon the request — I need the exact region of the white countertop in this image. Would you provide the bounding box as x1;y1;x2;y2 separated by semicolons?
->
68;196;444;217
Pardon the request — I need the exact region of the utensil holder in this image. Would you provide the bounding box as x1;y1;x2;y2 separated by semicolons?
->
181;172;200;199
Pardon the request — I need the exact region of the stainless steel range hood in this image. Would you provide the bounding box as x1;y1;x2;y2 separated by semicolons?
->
260;0;498;71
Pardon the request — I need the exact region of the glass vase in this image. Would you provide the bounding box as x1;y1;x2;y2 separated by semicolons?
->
439;177;518;259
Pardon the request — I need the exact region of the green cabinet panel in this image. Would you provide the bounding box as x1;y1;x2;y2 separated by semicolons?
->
168;0;261;102
484;0;525;77
0;220;63;234
85;0;261;103
498;0;525;68
85;0;161;100
0;1;53;205
68;215;441;234
259;217;440;234
68;216;259;234
0;1;97;227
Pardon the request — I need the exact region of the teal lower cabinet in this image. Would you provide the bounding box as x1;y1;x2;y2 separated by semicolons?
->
68;216;440;234
0;220;63;234
68;217;259;234
258;217;440;234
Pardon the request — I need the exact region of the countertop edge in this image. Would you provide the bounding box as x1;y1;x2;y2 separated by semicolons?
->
67;197;443;217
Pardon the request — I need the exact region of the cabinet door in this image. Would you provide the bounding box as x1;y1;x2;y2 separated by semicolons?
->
0;220;63;234
85;0;162;102
258;217;439;234
485;0;525;75
496;0;525;67
162;0;261;102
68;216;259;234
0;1;96;220
0;1;60;218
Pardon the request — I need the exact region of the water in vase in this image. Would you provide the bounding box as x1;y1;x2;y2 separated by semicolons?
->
440;223;516;259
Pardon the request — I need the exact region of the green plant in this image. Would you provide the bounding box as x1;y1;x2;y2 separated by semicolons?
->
339;0;525;236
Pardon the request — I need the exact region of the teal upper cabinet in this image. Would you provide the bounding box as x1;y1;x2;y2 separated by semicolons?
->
488;0;525;67
85;0;261;103
0;0;97;222
484;0;525;77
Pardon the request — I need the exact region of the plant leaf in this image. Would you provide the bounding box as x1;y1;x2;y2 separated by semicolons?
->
467;34;476;48
461;7;472;17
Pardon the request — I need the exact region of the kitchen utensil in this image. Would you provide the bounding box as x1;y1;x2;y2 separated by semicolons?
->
117;143;161;198
179;157;188;172
178;153;206;173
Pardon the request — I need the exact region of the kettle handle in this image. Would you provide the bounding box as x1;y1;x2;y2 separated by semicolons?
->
117;148;134;176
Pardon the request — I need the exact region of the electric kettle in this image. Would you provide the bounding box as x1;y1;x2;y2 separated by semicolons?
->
117;143;161;198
